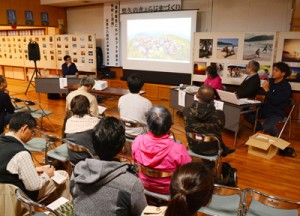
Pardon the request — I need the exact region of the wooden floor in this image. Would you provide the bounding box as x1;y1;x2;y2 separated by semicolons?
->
7;78;300;202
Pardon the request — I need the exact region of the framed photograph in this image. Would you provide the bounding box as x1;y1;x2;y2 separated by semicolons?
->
7;10;17;25
25;11;33;25
41;12;49;26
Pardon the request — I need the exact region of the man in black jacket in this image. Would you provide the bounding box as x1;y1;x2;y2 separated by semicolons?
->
245;62;292;136
236;60;261;99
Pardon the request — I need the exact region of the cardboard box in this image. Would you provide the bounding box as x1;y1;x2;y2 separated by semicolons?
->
245;133;290;159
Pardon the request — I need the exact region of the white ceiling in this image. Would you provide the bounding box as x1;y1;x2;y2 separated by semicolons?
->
40;0;149;7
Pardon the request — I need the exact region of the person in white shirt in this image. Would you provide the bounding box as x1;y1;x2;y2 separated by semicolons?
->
66;77;99;116
0;111;71;203
118;73;152;137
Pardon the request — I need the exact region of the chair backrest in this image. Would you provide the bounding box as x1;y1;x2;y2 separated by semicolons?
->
64;139;94;164
199;184;245;216
0;184;29;216
119;118;147;138
15;188;59;216
244;188;300;215
137;164;172;178
186;132;222;157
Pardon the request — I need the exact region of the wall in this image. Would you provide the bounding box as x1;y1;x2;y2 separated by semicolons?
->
66;5;104;47
0;0;66;27
211;0;292;32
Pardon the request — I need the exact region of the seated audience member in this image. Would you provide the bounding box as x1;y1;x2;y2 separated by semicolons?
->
236;60;261;99
183;84;235;157
0;111;71;203
142;162;214;216
0;75;15;134
204;65;223;90
118;73;152;137
65;95;100;164
71;117;147;216
132;105;191;195
245;62;292;136
66;76;99;116
61;55;78;77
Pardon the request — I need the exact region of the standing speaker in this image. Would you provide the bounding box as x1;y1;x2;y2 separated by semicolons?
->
28;41;41;61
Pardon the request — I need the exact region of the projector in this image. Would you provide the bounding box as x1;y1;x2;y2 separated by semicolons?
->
93;80;108;90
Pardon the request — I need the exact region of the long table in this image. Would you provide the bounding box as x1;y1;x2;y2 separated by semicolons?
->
35;77;81;94
170;88;260;147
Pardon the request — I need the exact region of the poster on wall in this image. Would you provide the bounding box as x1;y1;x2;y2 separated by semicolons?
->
199;39;213;59
276;32;300;89
55;34;96;72
243;33;274;61
104;2;120;67
25;11;34;25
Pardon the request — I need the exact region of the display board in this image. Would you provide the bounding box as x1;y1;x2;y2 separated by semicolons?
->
0;34;96;72
193;32;276;86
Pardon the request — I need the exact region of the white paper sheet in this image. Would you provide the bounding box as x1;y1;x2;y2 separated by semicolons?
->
214;100;224;111
98;105;107;115
51;171;67;184
178;90;186;107
59;78;68;89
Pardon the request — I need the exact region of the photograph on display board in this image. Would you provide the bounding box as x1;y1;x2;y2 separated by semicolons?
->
199;39;213;58
243;34;274;61
217;38;238;59
226;64;246;78
193;62;206;75
286;66;300;82
258;65;271;80
281;39;300;63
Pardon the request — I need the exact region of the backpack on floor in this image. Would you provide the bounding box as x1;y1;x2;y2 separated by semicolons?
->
217;162;237;187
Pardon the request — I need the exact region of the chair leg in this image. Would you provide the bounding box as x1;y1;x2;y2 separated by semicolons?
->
288;118;292;139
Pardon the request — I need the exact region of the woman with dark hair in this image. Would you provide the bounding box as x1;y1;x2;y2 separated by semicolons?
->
204;65;223;90
142;162;214;216
132;105;191;195
65;95;100;164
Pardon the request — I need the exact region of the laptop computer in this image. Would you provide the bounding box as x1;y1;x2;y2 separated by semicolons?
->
216;90;260;105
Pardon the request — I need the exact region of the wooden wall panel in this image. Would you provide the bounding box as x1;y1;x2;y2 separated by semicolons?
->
0;0;66;27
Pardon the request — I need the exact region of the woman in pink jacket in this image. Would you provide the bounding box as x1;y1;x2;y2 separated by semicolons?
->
132;105;191;195
204;65;223;90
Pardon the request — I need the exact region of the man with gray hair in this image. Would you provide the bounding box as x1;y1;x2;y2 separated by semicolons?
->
66;76;99;116
236;60;261;99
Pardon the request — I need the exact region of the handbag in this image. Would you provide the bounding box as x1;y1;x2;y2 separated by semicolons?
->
278;147;297;158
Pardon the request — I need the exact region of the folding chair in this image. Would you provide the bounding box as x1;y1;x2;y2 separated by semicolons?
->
25;131;60;165
119;119;147;158
186;133;222;182
0;184;29;216
199;184;245;216
15;188;59;216
10;97;25;111
137;164;171;202
65;139;95;166
23;100;55;131
277;98;295;139
244;188;300;216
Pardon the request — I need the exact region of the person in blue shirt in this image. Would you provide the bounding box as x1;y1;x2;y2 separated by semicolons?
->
61;55;78;77
245;62;292;136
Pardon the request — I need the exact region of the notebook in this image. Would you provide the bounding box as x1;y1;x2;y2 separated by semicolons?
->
216;90;261;105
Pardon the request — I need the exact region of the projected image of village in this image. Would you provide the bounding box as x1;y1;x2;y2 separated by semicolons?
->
127;18;191;62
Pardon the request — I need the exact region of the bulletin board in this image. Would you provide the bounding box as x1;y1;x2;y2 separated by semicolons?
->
193;32;276;86
0;34;97;72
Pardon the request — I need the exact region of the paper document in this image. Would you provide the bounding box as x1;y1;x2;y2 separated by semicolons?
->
47;197;69;211
178;90;186;107
214;100;224;110
51;171;67;184
98;105;107;115
59;78;68;89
